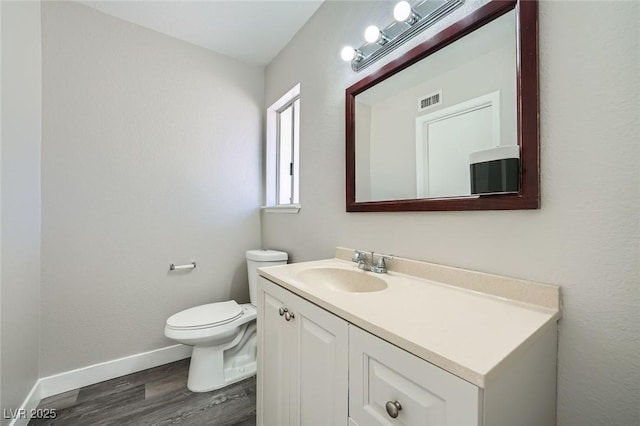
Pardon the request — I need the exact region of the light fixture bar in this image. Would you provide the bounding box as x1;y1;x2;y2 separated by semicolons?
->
350;0;465;72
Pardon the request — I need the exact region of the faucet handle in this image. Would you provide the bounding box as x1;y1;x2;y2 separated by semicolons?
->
377;255;391;267
352;250;366;262
372;255;392;273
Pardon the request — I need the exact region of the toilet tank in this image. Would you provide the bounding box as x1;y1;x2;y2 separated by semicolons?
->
246;249;288;305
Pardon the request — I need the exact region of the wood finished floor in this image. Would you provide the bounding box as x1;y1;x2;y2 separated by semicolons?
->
28;359;256;426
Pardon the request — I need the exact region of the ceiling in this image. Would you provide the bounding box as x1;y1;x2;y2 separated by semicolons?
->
80;0;325;66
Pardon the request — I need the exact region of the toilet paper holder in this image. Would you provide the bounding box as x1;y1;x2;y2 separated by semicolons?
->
169;262;196;271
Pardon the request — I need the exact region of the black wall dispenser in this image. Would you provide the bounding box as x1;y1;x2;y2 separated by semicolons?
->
469;146;520;195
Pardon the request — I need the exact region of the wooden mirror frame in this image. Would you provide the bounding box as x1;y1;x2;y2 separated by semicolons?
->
346;0;538;212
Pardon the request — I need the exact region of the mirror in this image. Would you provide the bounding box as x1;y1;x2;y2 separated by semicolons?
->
346;0;539;212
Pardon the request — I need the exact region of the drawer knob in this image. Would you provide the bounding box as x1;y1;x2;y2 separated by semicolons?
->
284;311;295;321
385;400;402;418
279;307;288;316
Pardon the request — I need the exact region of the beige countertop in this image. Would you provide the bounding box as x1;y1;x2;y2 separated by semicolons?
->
258;249;561;388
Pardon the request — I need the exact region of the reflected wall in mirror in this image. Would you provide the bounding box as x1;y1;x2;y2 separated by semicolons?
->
346;0;539;212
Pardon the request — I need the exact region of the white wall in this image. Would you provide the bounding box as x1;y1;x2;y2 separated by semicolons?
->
263;1;639;424
40;1;263;376
1;0;3;413
0;1;42;422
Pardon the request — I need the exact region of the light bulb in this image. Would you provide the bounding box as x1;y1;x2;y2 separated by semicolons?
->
364;25;382;43
393;1;412;22
341;46;356;61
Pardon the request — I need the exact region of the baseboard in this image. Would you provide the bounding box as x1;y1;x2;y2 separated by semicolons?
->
38;344;192;398
7;344;191;426
6;383;41;426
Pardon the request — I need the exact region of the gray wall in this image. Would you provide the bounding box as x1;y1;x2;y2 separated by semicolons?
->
263;1;639;425
41;1;263;376
0;1;42;422
1;0;3;413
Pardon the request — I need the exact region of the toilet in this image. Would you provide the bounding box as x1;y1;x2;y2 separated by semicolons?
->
164;249;288;392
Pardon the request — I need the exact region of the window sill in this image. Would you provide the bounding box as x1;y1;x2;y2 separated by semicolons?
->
261;204;301;214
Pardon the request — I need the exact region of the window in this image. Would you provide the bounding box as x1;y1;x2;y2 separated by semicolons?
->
276;98;300;204
264;84;300;212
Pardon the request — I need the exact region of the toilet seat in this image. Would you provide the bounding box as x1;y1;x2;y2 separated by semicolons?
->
164;303;257;347
166;300;244;331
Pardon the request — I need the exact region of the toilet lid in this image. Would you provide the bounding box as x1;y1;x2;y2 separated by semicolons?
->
166;300;243;329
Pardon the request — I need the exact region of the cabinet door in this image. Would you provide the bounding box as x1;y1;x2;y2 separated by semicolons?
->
258;277;349;426
288;292;348;426
257;277;290;426
349;325;481;426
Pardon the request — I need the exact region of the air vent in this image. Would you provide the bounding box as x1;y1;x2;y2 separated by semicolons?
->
418;90;442;112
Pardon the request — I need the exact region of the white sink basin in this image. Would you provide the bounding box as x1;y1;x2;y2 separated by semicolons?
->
295;267;387;293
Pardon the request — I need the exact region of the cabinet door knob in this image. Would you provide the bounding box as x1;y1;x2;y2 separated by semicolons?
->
284;311;295;321
279;307;288;316
385;400;402;418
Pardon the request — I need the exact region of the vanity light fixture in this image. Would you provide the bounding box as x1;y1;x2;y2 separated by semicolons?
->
394;1;421;25
342;0;464;72
364;25;390;45
340;46;364;62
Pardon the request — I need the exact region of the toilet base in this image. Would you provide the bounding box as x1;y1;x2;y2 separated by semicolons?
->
187;321;257;393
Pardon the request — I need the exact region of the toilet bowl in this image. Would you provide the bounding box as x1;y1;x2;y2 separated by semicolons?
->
164;249;288;392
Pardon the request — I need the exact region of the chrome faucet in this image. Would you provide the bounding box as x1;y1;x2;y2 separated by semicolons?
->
352;250;391;274
352;250;372;270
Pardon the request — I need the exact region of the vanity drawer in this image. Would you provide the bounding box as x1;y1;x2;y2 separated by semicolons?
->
349;325;480;426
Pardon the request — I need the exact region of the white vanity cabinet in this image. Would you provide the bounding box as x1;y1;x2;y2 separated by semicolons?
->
349;325;480;426
257;252;560;426
257;276;349;426
257;275;479;426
